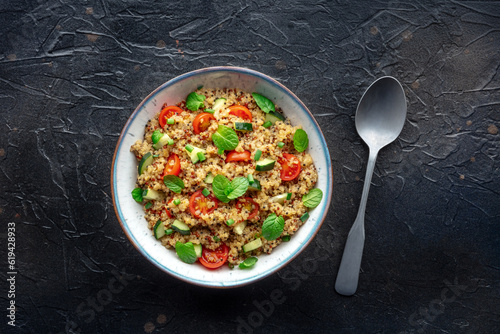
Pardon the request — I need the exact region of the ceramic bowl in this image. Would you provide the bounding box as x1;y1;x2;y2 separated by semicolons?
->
111;66;332;288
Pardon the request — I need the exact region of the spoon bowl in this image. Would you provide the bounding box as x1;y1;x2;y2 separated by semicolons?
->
356;77;407;149
335;76;407;296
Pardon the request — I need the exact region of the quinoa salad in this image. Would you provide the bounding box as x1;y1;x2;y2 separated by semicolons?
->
130;88;323;269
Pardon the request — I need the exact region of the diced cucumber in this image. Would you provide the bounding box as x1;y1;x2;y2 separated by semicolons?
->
154;220;165;239
248;179;261;191
142;189;162;200
193;244;202;258
300;212;309;222
138;152;154;175
152;133;173;150
185;145;207;163
265;110;285;125
233;221;247;235
234;122;253;132
171;220;190;235
242;238;262;253
212;98;226;112
255;158;276;171
270;193;288;205
204;172;214;184
254;149;262;161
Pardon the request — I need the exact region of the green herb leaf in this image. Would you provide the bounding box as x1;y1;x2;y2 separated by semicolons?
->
131;188;143;202
163;175;185;194
239;256;258;269
212;174;230;203
144;202;153;209
302;188;323;208
212;125;239;152
175;242;197;264
186;92;206;111
282;235;291;242
213;236;220;242
252;93;275;113
293;129;309;153
151;130;163;144
262;213;285;240
226;177;249;200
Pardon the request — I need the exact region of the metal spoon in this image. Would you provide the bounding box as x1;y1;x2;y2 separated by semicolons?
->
335;76;407;296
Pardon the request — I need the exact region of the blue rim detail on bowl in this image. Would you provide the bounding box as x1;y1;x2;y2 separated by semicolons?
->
111;66;332;288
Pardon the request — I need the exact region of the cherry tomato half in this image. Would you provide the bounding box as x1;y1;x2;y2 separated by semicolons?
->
189;190;218;219
228;105;252;122
199;243;229;269
225;150;251;163
159;105;183;128
166;198;174;219
163;153;181;177
193;112;216;134
236;197;260;221
278;153;301;181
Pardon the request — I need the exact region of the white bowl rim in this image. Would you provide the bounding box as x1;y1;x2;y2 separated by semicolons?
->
111;66;332;288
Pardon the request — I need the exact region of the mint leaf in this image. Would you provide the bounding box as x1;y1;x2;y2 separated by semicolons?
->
226;177;249;200
252;93;275;113
151;130;163;144
212;125;239;152
163;175;185;193
262;213;285;240
239;256;258;269
131;188;143;202
302;188;323;208
186;92;206;111
212;174;230;203
293;129;309;153
175;242;197;264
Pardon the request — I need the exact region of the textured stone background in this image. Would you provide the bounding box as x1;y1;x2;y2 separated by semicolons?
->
0;0;499;333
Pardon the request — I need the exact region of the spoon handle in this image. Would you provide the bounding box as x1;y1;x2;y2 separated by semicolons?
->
335;149;379;296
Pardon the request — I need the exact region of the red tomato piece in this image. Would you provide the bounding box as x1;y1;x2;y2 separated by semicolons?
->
163;153;181;177
159;105;183;128
228;105;252;122
278;153;301;181
199;243;229;269
189;190;218;219
193;112;216;134
166;198;174;219
236;197;260;221
225;150;251;163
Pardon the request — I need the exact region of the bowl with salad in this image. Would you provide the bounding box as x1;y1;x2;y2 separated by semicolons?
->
111;67;332;288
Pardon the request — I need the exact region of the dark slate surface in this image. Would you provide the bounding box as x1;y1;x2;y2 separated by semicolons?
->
1;1;499;333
